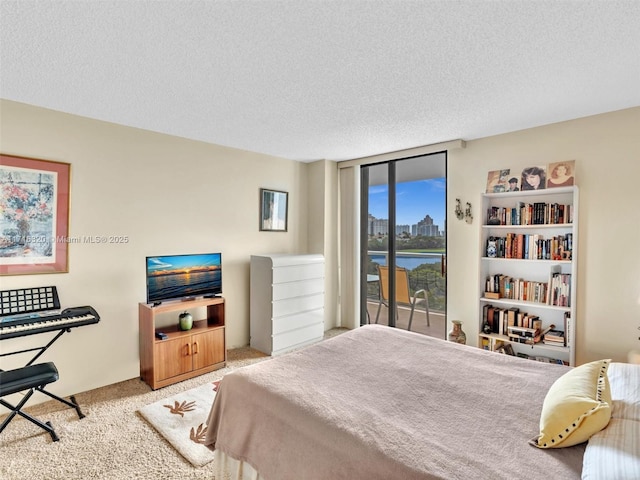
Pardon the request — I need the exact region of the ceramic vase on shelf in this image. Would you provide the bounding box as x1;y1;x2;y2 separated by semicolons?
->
178;311;193;331
448;320;467;344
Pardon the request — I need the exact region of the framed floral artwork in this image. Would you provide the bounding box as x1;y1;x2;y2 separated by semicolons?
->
0;154;71;275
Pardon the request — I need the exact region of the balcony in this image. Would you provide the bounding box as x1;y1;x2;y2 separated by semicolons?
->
365;251;446;340
366;299;446;339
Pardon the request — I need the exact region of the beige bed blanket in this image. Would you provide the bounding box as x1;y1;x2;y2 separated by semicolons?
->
205;325;584;480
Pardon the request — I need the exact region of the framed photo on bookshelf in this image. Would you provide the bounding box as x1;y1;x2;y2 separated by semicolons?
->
0;154;71;275
486;169;511;193
521;166;547;191
547;160;575;188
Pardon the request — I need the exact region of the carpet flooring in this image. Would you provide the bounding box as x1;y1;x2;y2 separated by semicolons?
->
0;346;266;479
0;329;348;480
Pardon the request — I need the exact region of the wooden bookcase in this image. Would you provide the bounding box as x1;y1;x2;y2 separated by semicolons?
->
139;297;226;390
478;186;578;366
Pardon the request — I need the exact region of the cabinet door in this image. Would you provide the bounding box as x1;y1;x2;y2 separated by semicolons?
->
154;337;192;382
192;328;225;371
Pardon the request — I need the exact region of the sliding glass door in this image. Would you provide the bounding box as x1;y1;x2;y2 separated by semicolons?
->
360;152;447;338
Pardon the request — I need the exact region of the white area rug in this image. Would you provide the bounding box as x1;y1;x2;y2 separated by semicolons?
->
138;380;220;467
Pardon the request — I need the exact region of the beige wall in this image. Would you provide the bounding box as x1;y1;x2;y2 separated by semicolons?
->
0;100;317;401
446;107;640;364
306;160;340;327
2;100;639;407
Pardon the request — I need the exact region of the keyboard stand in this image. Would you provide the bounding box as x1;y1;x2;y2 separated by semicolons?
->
0;287;90;441
0;328;68;366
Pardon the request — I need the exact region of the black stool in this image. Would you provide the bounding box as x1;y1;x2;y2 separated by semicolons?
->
0;362;85;442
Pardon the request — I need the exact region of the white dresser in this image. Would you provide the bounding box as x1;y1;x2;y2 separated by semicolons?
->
250;254;325;356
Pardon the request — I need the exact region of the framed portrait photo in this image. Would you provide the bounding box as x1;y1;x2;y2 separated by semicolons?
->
260;188;288;232
521;165;547;191
547;160;575;188
0;154;71;275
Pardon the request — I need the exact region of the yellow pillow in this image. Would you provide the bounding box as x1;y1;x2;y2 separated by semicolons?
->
535;359;612;448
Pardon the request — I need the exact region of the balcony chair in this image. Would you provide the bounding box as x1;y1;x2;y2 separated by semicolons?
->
0;362;85;442
375;265;430;331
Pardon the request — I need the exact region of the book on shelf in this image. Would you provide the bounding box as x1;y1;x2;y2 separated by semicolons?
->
508;325;538;338
549;272;571;307
543;329;566;346
533;356;552;363
532;356;566;365
494;308;503;334
509;335;535;345
506;307;519;330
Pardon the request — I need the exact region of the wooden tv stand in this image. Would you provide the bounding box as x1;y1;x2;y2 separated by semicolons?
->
139;297;226;390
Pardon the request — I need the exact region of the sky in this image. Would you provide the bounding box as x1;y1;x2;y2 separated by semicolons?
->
369;178;446;229
147;253;221;271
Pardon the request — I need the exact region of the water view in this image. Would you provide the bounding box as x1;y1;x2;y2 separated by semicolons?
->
369;253;440;270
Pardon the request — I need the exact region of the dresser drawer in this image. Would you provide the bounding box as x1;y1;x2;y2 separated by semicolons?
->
272;263;324;284
272;278;324;301
272;293;324;318
272;309;324;335
272;322;324;354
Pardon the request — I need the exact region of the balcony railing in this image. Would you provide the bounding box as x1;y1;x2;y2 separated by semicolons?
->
366;251;445;313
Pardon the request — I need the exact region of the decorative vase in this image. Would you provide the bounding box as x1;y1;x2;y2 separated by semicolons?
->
448;320;467;344
178;311;193;331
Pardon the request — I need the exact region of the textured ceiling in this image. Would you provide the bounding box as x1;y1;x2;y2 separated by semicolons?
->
1;1;639;162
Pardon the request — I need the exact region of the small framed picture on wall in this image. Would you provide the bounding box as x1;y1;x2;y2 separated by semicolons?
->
260;188;288;232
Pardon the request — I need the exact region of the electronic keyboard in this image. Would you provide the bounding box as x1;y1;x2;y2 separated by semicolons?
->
0;306;100;340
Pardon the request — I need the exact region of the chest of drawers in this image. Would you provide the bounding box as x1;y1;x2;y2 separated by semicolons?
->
250;254;325;355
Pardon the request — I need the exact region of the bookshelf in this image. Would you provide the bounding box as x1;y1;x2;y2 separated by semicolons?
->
478;186;578;366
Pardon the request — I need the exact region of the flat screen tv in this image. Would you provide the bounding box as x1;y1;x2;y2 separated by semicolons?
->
146;253;222;305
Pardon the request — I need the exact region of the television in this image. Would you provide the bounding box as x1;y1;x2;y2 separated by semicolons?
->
145;252;222;305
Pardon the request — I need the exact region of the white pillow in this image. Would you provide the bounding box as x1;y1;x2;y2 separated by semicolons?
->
606;362;640;421
582;418;640;480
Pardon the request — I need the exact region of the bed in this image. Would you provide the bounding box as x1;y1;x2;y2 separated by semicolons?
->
205;324;639;480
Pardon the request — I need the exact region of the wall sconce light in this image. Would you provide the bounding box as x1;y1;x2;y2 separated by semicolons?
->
465;202;473;224
455;199;464;220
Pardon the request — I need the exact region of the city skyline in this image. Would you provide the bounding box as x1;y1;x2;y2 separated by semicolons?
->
369;177;446;228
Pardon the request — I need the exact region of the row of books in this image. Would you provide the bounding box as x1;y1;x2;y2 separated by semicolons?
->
486;202;573;226
549;272;571;307
485;274;548;304
516;352;567;365
486;233;572;261
482;304;543;337
488;340;566;364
